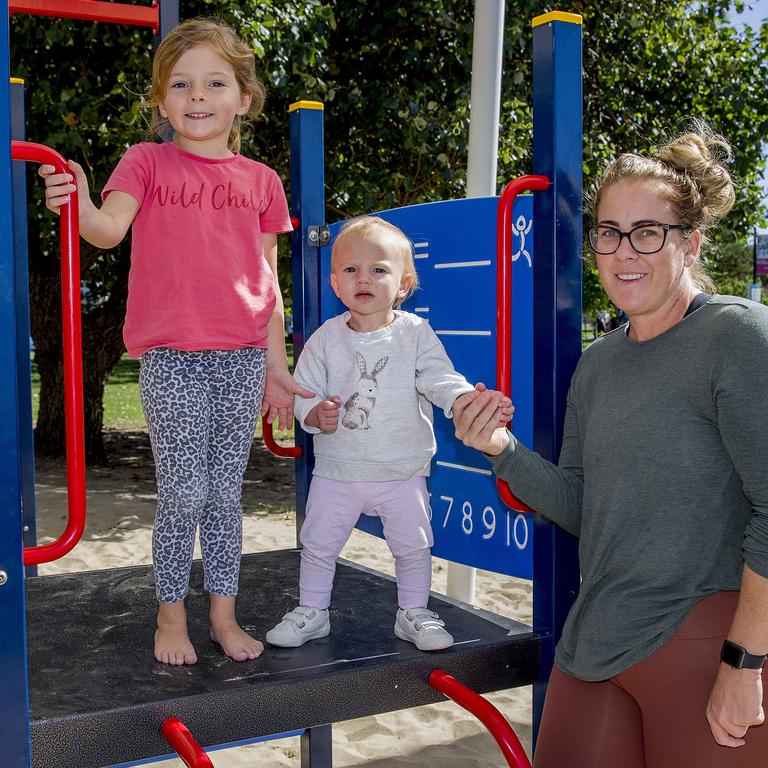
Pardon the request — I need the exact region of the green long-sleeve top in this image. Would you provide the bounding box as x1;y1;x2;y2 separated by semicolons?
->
490;296;768;681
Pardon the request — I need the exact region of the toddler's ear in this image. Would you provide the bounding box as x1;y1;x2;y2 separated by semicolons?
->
330;272;342;299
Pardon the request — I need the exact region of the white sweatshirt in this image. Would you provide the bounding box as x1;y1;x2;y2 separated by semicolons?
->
293;311;474;481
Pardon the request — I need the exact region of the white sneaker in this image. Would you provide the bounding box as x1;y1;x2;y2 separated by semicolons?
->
266;606;330;647
394;608;453;651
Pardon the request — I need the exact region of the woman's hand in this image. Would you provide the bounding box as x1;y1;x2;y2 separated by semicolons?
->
453;387;512;456
706;664;765;747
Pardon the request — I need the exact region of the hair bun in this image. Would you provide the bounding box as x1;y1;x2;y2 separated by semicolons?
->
653;120;736;223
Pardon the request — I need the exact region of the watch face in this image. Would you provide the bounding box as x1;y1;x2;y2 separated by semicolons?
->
722;641;746;668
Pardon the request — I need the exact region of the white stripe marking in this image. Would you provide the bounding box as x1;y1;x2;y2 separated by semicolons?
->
434;260;491;269
243;652;401;678
435;330;491;336
435;460;494;477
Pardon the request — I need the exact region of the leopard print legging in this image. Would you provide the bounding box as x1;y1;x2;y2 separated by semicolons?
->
139;347;266;603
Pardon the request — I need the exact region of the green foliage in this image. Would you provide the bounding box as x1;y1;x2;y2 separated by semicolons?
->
569;0;768;313
10;0;768;455
14;1;767;312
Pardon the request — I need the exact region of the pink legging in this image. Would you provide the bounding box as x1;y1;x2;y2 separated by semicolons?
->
534;592;768;768
299;475;433;610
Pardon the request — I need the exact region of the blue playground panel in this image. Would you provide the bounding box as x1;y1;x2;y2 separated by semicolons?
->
319;195;535;578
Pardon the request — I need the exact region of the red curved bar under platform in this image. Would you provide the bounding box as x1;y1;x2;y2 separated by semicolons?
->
429;669;532;768
496;175;549;514
262;417;302;458
13;141;87;566
160;718;215;768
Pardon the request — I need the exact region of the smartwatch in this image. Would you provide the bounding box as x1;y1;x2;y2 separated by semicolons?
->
720;640;767;670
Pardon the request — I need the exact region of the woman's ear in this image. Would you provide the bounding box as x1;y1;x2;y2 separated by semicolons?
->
684;229;703;268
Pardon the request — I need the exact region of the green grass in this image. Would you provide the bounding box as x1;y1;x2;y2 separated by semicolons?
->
103;356;146;429
30;348;296;441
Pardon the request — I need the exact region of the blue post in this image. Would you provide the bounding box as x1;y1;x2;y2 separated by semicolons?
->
288;100;325;543
0;7;33;766
288;99;333;768
156;0;179;43
10;77;37;573
530;10;583;747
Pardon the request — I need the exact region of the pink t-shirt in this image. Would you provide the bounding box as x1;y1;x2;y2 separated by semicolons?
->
103;141;292;358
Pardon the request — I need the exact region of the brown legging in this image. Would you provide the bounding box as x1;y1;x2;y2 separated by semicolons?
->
533;592;768;768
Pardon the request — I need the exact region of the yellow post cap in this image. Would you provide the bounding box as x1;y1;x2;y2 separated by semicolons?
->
289;100;324;113
10;77;25;85
532;11;582;27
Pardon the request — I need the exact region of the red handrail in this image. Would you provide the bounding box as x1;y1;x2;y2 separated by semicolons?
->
160;718;215;768
13;141;87;566
9;0;160;32
496;175;549;513
429;669;531;768
262;417;302;458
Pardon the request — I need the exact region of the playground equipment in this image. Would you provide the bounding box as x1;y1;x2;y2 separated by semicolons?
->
0;7;582;767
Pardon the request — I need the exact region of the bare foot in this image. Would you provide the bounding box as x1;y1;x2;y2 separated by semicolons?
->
155;601;197;666
209;593;263;661
210;621;264;661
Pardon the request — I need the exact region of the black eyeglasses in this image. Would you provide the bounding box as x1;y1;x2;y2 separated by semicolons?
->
588;223;691;255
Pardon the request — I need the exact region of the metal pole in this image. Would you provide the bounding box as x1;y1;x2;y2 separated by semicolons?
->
531;11;583;748
447;0;505;605
10;79;38;574
0;4;34;764
289;101;325;546
466;0;504;198
754;226;758;284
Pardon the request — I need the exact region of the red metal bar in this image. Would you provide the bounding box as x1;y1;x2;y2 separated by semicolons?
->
160;718;215;768
262;418;302;458
429;669;531;768
496;175;549;513
13;141;87;566
9;0;160;32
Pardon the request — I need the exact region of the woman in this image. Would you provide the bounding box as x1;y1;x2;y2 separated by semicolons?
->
454;123;768;766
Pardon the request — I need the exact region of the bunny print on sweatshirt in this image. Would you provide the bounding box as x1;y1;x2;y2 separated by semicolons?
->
342;351;389;430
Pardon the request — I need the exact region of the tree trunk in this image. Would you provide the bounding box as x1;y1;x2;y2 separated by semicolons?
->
29;233;130;466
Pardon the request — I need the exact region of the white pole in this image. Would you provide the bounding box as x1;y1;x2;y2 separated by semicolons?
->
446;0;505;604
466;0;504;198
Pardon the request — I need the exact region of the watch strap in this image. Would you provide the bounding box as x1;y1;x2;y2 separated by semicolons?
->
721;640;767;670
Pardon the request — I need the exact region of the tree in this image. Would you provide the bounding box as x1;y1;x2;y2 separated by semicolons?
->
11;18;152;462
10;0;768;460
571;0;768;314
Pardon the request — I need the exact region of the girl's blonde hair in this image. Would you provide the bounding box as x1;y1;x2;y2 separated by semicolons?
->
332;216;419;308
148;18;265;153
590;120;736;292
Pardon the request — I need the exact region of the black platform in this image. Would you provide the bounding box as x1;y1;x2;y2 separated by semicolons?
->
26;549;540;768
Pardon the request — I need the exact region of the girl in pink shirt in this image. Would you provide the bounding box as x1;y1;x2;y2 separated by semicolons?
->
39;19;310;667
